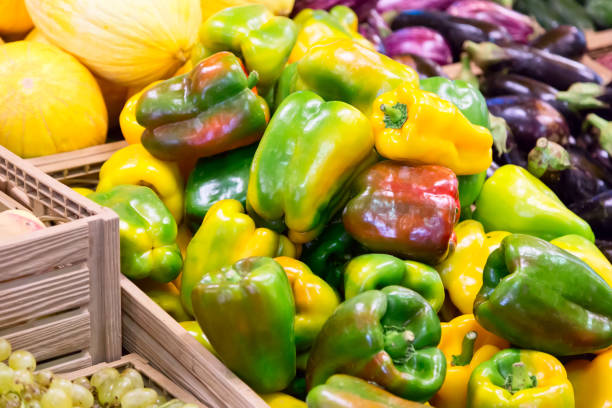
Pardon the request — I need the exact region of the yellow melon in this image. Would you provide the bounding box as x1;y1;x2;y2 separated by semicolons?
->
0;0;33;36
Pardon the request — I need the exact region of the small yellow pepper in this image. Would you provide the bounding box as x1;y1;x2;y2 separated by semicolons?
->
566;349;612;408
260;392;306;408
119;81;161;145
371;85;493;175
179;320;218;357
96;143;184;224
72;187;94;197
137;279;191;323
551;234;612;288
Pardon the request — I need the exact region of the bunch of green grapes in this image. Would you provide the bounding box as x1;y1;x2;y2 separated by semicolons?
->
0;338;198;408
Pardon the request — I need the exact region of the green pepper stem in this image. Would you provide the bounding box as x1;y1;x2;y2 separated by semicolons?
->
381;104;403;122
527;137;571;178
247;71;259;89
451;331;477;366
381;103;408;129
383;328;415;364
506;362;537;394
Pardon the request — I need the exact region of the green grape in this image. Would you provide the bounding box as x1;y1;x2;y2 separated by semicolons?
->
95;377;116;406
14;369;34;387
41;388;71;408
33;370;53;388
22;382;44;402
0;363;15;394
0;339;11;362
50;378;73;399
90;368;119;391
155;394;168;405
120;388;158;408
72;376;92;391
120;368;144;389
25;400;42;408
182;404;199;408
71;383;94;408
158;399;184;408
8;350;36;372
0;392;22;408
108;376;136;405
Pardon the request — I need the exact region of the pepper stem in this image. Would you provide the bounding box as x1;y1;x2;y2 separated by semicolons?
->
383;327;415;364
451;331;478;366
247;71;259;89
505;362;537;394
381;103;408;129
527;137;571;178
586;114;612;156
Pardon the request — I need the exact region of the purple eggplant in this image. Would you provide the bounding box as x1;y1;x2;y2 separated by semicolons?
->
376;0;454;13
392;53;447;78
390;10;512;60
292;0;377;20
530;26;587;59
359;10;390;53
596;240;612;262
480;74;558;102
569;190;612;240
446;0;540;44
383;27;452;65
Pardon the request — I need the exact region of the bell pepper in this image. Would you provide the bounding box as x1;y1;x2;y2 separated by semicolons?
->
436;220;510;314
306;286;446;402
467;349;574;407
300;220;363;291
307;374;427;408
191;256;296;393
474;165;595;241
342;161;460;265
72;187;94;197
343;254;445;312
96;143;184;224
119;81;161;145
279;39;419;114
274;256;340;353
197;5;297;89
89;185;182;283
137;279;191;323
179;321;217;356
261;392;306;408
475;233;612;355
136;52;269;161
181;199;296;315
247;90;377;244
551;234;612;288
289;6;374;63
431;314;510;408
184;143;257;233
371;84;493;176
201;0;295;21
566;348;612;408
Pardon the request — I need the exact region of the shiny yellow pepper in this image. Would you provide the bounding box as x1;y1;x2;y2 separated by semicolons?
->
260;392;307;408
274;256;340;353
136;279;191;323
371;85;493;175
565;349;612;408
436;220;510;314
551;234;612;288
179;320;218;357
431;314;510;408
119;81;162;145
96;143;184;224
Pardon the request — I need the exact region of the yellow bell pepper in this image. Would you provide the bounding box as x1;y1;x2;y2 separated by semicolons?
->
260;392;307;408
274;256;340;353
371;85;493;175
136;279;191;323
72;187;94;197
201;0;295;21
179;320;218;357
436;220;510;314
551;234;612;288
172;223;193;290
432;314;510;408
96;143;184;224
119;81;161;145
566;349;612;408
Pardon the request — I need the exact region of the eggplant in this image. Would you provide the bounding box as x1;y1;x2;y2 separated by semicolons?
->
359;10;390;53
292;0;377;20
390;11;512;60
383;27;452;65
391;54;447;78
530;26;587;59
376;0;454;13
464;41;603;90
446;0;540;44
569;190;612;240
486;95;570;152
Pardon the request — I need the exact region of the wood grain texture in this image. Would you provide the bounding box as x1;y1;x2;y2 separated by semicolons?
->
121;277;267;408
586;29;612;52
39;351;93;373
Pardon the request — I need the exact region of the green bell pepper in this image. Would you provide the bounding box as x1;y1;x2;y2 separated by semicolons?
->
184;144;257;233
343;254;445;312
306;286;446;402
247;90;377;244
474;164;595;241
474;234;612;355
191;256;296;393
89;185;182;283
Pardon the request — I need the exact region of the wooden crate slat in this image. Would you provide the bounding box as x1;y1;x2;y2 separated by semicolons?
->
0;264;90;328
586;29;612;52
38;351;93;373
0;308;91;362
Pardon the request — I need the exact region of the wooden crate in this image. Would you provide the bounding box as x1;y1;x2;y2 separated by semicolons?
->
61;353;203;407
0;145;121;373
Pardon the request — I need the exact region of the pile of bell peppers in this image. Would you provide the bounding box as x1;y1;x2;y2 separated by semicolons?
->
78;3;612;407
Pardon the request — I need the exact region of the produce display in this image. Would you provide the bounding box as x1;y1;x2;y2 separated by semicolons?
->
1;0;612;407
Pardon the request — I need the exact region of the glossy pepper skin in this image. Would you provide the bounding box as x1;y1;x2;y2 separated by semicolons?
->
181;199;296;315
306;286;446;402
431;314;509;408
247;91;376;244
138;280;191;323
467;349;574;407
197;5;297;89
136;52;269;161
551;234;612;288
281;39;419;114
474;165;595;241
89;185;182;283
120;81;161;145
261;392;306;408
475;234;612;355
184;143;257;233
307;375;427;408
371;84;493;175
96;143;184;224
343;254;445;312
274;257;340;353
342;161;460;265
436;220;510;314
289;6;374;63
179;321;217;357
192;256;296;393
566;348;612;408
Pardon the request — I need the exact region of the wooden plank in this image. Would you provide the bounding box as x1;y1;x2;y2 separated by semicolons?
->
60;354;144;380
39;351;93;373
0;265;90;328
586;29;612;52
121;277;267;408
581;55;612;83
0;190;30;211
0;308;91;362
0;221;90;281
